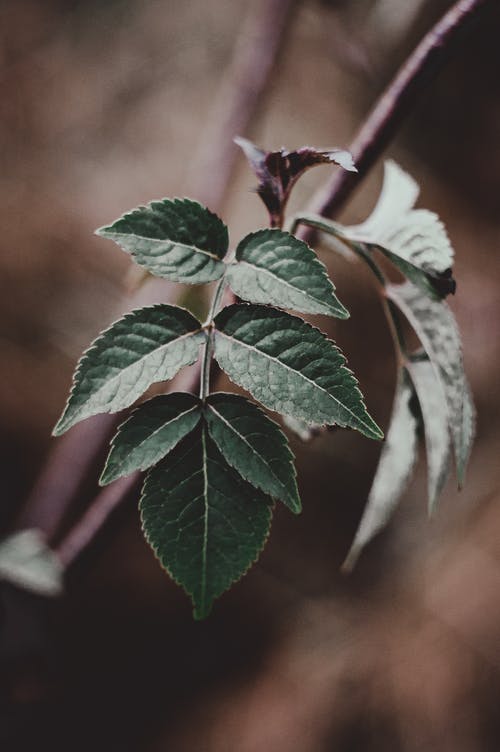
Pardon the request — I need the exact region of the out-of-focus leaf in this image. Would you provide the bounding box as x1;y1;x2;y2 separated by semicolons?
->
235;136;356;226
407;358;451;513
140;423;273;619
227;229;348;318
343;371;418;570
53;306;205;435
213;304;383;440
97;198;228;284
387;282;475;485
0;529;63;597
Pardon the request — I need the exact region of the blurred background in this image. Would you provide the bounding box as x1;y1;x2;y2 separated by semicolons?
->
1;0;500;749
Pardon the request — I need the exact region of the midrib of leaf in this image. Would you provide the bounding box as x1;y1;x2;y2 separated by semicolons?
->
200;426;209;619
105;232;223;262
216;330;377;435
109;404;200;476
205;402;287;498
233;259;340;311
89;329;203;406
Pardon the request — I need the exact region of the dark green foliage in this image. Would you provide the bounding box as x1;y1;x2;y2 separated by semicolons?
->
140;423;273;619
54;148;474;613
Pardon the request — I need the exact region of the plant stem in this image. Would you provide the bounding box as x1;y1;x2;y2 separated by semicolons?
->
299;0;493;240
13;0;294;546
200;276;227;400
26;0;491;572
291;212;408;364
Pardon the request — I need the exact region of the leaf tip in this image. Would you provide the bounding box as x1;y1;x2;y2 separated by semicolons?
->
341;546;360;573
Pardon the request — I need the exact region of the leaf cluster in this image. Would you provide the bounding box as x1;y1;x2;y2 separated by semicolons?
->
53;145;475;615
54;149;381;617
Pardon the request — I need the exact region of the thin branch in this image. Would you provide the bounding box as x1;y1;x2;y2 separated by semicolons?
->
13;0;295;554
300;0;492;236
32;0;491;571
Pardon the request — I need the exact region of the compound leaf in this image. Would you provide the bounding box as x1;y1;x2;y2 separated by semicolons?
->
227;229;348;319
387;282;475;485
343;370;418;570
344;161;455;298
97;198;228;284
54;305;205;435
407;358;451;513
205;392;300;513
140;423;273;619
213;304;382;441
100;392;202;485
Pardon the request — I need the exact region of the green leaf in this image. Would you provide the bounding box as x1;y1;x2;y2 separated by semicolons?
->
96;198;228;284
343;161;455;298
226;229;348;318
407;358;451;513
387;282;475;485
205;393;300;513
213;304;382;440
53;305;205;435
100;392;202;485
343;371;418;570
140;423;273;619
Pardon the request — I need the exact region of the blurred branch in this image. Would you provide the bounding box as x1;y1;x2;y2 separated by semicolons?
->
22;0;491;572
300;0;492;235
14;0;296;546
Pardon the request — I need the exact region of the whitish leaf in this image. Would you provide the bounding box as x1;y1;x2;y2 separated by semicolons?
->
0;529;63;597
205;392;300;513
407;358;451;513
213;304;382;440
343;371;418;570
344;161;455;297
54;305;205;435
387;282;475;485
97;198;228;284
226;229;348;318
100;392;202;485
140;423;273;619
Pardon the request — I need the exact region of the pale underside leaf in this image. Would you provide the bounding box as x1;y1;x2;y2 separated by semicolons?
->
343;161;454;296
347;160;420;239
205;392;301;513
343;371;418;570
213;304;383;441
0;529;63;597
97;197;228;284
140;423;273;619
54;305;205;435
227;229;348;318
100;392;202;485
407;358;451;513
387;282;475;485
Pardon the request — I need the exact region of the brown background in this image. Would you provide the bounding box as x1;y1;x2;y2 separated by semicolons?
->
1;1;500;750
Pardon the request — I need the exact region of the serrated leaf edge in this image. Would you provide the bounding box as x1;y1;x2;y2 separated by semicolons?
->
99;396;202;485
139;424;274;619
204;396;301;514
230;229;349;319
214;308;383;441
53;304;204;436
